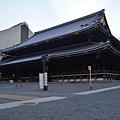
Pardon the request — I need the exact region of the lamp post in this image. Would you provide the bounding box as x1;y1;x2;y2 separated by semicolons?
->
88;66;92;90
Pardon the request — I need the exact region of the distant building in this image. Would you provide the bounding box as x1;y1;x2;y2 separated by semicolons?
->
0;22;33;49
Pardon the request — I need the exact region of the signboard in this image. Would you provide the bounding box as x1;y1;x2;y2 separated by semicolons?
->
88;66;91;71
39;73;43;90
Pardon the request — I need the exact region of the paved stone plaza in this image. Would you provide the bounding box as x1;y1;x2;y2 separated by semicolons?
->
0;81;120;120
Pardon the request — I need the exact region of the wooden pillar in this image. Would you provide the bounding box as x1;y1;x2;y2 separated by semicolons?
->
15;73;19;82
96;52;101;72
80;75;83;81
95;76;97;81
30;69;33;82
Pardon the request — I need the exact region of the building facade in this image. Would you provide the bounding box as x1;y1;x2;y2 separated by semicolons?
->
0;22;33;49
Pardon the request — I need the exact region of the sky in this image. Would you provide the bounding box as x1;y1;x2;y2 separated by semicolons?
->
0;0;120;39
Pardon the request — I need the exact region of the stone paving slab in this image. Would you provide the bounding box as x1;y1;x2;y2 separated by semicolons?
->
74;85;120;95
0;96;66;110
0;94;39;101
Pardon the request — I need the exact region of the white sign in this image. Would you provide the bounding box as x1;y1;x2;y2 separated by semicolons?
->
39;73;43;90
88;66;91;71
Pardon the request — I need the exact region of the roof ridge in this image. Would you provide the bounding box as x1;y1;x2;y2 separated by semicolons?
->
35;9;104;35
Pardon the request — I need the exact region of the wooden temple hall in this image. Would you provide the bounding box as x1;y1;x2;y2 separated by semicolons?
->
0;9;120;82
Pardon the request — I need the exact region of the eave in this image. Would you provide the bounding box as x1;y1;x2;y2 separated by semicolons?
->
0;41;112;66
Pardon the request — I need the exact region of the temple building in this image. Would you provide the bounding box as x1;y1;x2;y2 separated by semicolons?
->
0;9;120;82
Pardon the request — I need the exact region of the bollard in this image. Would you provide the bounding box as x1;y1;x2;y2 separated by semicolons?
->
16;84;18;87
39;73;44;90
20;84;22;87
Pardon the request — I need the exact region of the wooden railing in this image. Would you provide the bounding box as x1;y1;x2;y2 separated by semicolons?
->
50;70;120;82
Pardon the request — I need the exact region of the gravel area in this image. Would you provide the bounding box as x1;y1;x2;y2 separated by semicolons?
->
0;81;120;120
